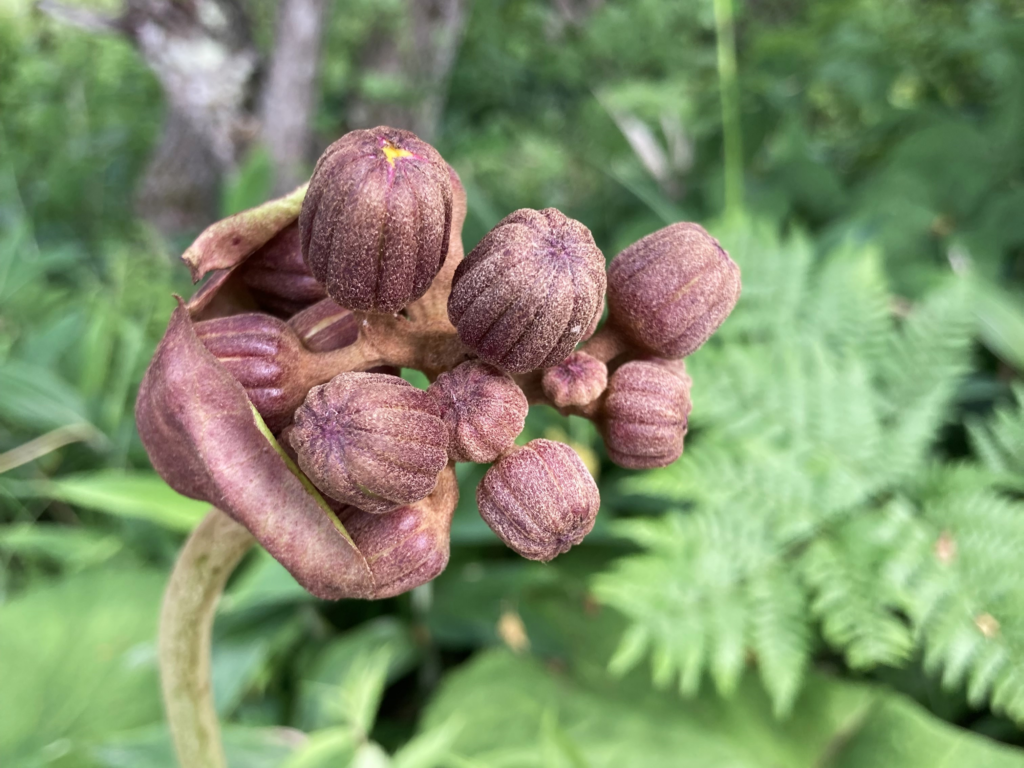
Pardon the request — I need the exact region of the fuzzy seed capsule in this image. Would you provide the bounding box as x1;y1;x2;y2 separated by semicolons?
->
607;223;740;358
288;298;359;353
542;351;608;408
600;359;691;469
428;361;528;463
477;439;600;561
300;126;453;314
193;313;307;433
290;373;449;513
448;208;606;373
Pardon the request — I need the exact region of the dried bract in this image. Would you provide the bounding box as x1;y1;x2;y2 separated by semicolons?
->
542;351;608;408
601;359;692;469
289;372;449;513
300;127;453;314
607;222;740;358
477;439;600;561
448;208;606;373
428;361;528;463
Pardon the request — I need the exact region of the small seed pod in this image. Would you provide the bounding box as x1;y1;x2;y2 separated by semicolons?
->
428;361;528;463
477;439;600;561
237;223;328;317
448;208;606;373
600;359;692;469
542;351;608;408
289;372;448;513
288;298;359;353
337;467;458;599
194;313;307;433
607;223;740;358
300;126;453;314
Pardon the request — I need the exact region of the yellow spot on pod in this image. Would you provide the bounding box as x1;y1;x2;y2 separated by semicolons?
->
382;141;414;165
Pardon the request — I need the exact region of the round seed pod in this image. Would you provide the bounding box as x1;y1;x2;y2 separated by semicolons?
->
193;313;307;433
238;223;327;317
288;298;359;353
428;361;528;463
289;373;449;513
477;439;600;561
448;208;606;373
600;359;692;469
607;223;740;358
542;351;608;408
300;126;453;314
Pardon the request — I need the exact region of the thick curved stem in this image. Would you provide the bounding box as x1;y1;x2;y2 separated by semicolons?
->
160;509;255;768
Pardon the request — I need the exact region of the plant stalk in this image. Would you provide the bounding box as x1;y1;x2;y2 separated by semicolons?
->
159;509;255;768
713;0;744;216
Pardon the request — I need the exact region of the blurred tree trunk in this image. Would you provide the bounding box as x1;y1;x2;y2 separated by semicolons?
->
40;0;328;235
259;0;327;195
348;0;468;142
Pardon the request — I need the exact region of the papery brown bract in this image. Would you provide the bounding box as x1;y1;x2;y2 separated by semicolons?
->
337;467;458;598
428;361;528;463
607;222;740;358
135;301;376;600
237;223;327;316
193;313;308;433
477;439;600;561
288;297;359;353
601;359;692;469
448;208;606;373
289;372;449;513
300;127;453;314
542;351;608;408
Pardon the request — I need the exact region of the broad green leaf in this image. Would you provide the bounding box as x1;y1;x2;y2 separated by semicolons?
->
0;523;122;570
0;569;165;765
420;649;1024;768
6;470;209;531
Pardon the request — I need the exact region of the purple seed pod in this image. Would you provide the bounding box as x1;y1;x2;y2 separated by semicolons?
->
299;126;453;314
447;208;606;373
288;298;359;353
337;466;459;599
427;360;528;463
600;359;692;469
477;439;600;561
237;223;328;317
607;222;740;358
289;372;449;513
542;351;608;408
193;313;307;433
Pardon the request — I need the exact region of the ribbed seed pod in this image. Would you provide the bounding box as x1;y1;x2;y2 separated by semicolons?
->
477;439;600;561
288;298;359;353
299;126;453;314
237;223;328;317
448;208;606;373
193;313;307;433
541;351;608;408
427;361;528;463
607;222;740;358
601;359;692;469
289;373;449;513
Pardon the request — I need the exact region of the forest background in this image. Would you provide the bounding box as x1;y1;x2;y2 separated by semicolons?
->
3;0;1024;765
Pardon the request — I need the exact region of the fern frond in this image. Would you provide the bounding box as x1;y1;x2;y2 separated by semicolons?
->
968;383;1024;480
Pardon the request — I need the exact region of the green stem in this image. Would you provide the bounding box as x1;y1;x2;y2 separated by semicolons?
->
713;0;744;216
159;509;255;768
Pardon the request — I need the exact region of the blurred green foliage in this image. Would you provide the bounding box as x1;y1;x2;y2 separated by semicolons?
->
3;0;1024;765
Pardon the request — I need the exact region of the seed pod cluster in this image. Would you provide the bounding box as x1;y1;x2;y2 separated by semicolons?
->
428;361;528;463
448;208;606;373
607;222;740;358
600;359;692;469
300;126;453;314
137;124;741;601
289;373;449;514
